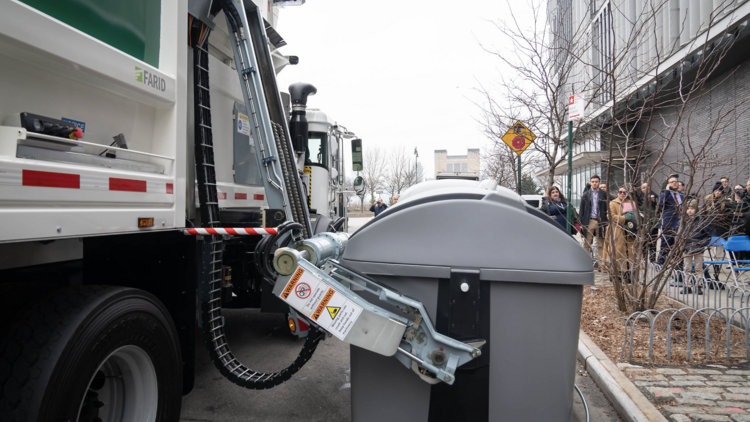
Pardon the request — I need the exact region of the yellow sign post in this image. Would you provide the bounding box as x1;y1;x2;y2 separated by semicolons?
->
501;121;536;193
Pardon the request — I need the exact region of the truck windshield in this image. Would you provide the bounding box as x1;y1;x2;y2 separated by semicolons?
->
306;132;328;168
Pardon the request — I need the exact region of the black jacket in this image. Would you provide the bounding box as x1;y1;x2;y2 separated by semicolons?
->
578;189;609;237
681;216;712;255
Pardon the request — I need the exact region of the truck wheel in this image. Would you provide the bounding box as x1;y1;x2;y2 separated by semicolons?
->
0;286;182;422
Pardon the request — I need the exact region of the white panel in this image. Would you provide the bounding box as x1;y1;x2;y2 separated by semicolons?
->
0;208;176;244
689;0;700;38
310;166;329;215
679;0;690;45
700;0;713;33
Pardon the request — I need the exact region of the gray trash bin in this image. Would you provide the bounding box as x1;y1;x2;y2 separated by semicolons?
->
340;183;593;422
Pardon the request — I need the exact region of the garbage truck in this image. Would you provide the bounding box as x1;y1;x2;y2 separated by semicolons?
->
0;0;593;421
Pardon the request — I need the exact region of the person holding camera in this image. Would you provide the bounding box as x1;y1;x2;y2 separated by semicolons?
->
704;181;733;239
732;185;748;228
369;198;388;216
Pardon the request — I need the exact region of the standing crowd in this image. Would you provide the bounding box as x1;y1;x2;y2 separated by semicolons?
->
541;174;750;292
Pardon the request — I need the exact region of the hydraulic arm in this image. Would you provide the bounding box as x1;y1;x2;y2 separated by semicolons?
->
272;239;484;385
192;0;484;389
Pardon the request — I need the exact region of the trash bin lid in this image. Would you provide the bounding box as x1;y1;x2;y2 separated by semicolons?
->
342;182;593;286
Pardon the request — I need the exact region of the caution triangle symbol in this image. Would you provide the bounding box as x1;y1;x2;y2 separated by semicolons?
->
327;306;341;320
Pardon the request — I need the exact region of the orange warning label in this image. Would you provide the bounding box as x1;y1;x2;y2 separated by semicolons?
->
281;267;305;299
312;288;335;321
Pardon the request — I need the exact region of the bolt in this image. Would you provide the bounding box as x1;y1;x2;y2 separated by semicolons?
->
161;221;166;226
56;226;62;233
444;375;451;382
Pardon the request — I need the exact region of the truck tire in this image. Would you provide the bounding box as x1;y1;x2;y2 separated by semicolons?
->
0;286;182;422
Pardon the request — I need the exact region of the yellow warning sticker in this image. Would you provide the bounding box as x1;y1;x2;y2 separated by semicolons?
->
312;289;335;321
327;306;341;319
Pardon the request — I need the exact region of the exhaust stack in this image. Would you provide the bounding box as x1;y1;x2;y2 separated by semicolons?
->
288;82;317;155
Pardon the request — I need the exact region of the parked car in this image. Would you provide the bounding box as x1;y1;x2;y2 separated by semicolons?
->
521;194;544;210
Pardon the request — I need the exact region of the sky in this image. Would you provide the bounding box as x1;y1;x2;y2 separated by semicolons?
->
275;0;527;180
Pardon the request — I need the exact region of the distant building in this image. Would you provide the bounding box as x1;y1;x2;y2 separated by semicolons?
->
434;149;480;178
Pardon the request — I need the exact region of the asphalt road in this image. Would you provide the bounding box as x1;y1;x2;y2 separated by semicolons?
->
180;216;622;421
180;310;620;422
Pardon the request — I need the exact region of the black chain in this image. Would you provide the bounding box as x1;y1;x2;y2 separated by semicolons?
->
192;12;321;389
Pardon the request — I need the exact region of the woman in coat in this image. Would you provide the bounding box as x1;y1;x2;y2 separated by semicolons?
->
604;187;637;284
541;186;579;233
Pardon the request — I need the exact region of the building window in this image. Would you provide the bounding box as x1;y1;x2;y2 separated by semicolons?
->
592;2;613;106
462;163;468;172
447;163;453;172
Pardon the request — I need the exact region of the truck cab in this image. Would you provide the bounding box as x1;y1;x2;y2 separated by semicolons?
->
302;109;349;231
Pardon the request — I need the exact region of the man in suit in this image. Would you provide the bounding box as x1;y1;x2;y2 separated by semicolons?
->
658;175;684;265
579;175;610;267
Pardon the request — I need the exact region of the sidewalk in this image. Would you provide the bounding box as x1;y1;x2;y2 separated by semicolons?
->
590;267;750;422
619;363;750;422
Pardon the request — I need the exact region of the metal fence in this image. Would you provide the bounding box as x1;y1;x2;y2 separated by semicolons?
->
619;263;750;362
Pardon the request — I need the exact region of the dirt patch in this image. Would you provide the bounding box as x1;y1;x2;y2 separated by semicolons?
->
581;285;749;365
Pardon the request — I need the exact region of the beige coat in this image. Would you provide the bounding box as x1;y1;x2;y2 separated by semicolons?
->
604;196;636;272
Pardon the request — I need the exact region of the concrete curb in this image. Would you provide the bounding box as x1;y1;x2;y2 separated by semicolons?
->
577;330;668;422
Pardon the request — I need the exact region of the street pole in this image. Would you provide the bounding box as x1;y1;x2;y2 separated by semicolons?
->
517;155;521;194
414;147;418;185
566;121;573;234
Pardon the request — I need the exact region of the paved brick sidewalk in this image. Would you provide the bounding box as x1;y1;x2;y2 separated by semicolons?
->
619;363;750;421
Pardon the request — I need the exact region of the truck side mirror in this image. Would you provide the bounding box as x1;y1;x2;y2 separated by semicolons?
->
351;139;363;171
353;176;365;196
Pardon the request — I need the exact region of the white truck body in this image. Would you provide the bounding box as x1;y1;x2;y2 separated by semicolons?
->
0;0;186;246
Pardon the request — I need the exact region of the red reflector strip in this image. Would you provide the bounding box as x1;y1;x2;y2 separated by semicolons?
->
22;170;80;189
297;318;310;331
218;192;227;199
18;169;173;195
254;194;264;200
235;193;247;200
110;178;147;193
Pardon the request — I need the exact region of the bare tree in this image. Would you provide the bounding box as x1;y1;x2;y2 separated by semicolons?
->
487;0;749;312
482;143;547;190
569;0;749;312
476;0;594;190
384;147;413;196
361;146;387;211
408;161;425;187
